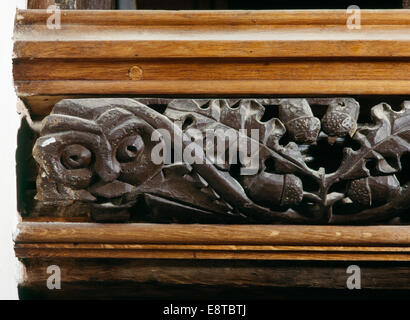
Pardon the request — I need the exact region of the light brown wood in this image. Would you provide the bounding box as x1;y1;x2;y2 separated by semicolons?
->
16;9;410;26
15;223;409;261
14;59;410;81
13;9;410;114
15;223;409;246
15;248;410;261
15;243;410;251
14;40;410;60
14;243;410;261
15;80;410;97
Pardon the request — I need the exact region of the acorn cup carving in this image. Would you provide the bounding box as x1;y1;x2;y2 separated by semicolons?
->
321;98;359;138
346;175;401;207
240;172;303;208
279;99;321;144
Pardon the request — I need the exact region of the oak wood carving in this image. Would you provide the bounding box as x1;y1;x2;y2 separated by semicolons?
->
14;9;410;299
31;98;410;224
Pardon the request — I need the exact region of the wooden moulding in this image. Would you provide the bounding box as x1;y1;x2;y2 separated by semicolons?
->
13;9;410;115
14;223;410;261
18;259;410;298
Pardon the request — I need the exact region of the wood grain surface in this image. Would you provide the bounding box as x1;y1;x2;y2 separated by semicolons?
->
14;9;410;297
18;259;410;299
13;9;410;115
14;222;410;261
15;223;410;245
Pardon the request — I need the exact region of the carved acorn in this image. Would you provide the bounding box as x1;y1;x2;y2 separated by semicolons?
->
346;175;401;206
279;99;321;144
322;98;359;138
240;172;303;207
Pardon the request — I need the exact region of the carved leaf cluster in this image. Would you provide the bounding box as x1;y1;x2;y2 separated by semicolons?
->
338;102;410;180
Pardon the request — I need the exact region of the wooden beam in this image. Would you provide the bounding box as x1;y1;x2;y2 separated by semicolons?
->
14;80;410;97
15;9;410;25
18;259;410;298
13;10;410;112
14;244;410;261
15;222;410;246
14;223;410;261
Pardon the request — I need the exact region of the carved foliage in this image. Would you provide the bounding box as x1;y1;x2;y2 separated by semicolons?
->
32;98;410;224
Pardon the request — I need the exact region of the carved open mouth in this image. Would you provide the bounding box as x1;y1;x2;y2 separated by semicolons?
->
87;180;138;210
91;196;136;210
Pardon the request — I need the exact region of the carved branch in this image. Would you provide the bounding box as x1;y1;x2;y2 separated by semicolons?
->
31;98;410;224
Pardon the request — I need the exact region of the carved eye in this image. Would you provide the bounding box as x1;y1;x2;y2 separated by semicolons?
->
61;144;92;169
116;135;144;163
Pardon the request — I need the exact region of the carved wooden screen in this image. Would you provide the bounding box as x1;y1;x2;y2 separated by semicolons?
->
29;97;410;224
13;6;410;299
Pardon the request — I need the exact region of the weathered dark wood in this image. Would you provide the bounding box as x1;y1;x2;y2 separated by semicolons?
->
14;8;410;300
74;0;114;9
19;283;410;300
28;0;115;9
30;98;410;224
18;259;410;299
404;0;410;9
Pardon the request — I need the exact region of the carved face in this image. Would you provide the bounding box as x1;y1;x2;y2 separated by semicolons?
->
33;99;164;212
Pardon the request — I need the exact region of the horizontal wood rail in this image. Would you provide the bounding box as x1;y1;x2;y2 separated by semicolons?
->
15;9;410;26
13;9;410;114
14;223;410;261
